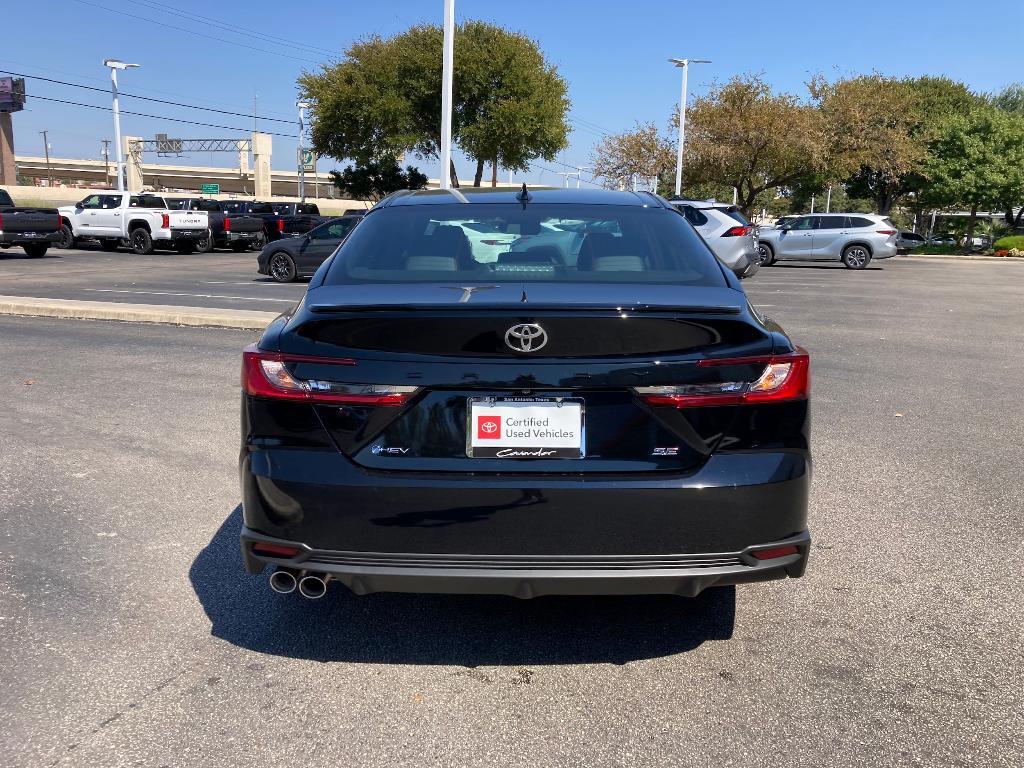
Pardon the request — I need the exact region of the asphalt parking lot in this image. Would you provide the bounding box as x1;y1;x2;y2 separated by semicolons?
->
2;256;1023;767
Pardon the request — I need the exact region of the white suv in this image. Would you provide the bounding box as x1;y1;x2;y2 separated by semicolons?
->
670;199;759;278
756;213;898;269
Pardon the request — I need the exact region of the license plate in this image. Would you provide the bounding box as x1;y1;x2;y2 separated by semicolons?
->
467;397;584;458
21;232;41;238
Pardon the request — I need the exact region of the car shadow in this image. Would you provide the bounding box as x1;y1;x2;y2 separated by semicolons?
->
190;506;737;666
768;263;884;271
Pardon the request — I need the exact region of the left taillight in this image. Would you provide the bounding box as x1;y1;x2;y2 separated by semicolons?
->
161;213;169;229
722;225;753;237
635;348;810;407
241;345;418;406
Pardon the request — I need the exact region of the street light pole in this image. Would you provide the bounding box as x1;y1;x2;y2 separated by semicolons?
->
439;0;455;189
669;58;711;198
297;101;308;201
39;130;51;185
103;59;139;192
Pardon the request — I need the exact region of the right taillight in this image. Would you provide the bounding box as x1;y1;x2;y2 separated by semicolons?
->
636;348;810;407
722;225;753;237
276;218;284;233
242;345;418;406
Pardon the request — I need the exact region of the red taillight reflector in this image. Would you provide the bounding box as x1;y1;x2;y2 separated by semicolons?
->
277;218;285;233
752;545;799;560
0;212;4;229
637;348;810;407
876;229;896;235
241;345;416;406
161;213;169;229
223;216;231;232
252;542;301;558
722;225;752;237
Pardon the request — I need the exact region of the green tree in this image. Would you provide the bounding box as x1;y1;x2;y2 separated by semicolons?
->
329;158;428;202
816;75;980;214
922;106;1024;249
680;74;826;214
993;83;1024;114
590;121;674;191
298;22;569;188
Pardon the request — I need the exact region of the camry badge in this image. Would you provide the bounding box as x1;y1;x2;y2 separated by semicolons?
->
505;323;548;352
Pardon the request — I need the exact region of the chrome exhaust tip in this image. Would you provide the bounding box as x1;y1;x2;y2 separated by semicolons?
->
298;573;329;600
269;568;298;595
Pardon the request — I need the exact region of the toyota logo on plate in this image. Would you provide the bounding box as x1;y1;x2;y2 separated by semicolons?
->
505;323;548;352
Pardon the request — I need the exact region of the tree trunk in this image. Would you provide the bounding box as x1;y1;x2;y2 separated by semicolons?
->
878;193;894;216
491;157;498;188
473;158;485;187
963;203;978;253
1014;205;1024;227
449;158;460;188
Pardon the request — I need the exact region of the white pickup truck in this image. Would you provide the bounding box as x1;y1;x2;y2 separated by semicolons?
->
57;192;209;254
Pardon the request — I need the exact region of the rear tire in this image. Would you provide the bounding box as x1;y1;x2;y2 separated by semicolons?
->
100;239;120;252
23;243;48;258
195;229;214;253
129;228;154;255
841;244;871;269
268;251;297;283
56;224;75;250
756;242;775;266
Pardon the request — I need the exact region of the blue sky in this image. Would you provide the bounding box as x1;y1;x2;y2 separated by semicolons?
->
3;0;1022;185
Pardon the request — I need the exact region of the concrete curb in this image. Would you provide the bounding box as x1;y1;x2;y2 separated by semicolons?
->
904;254;1024;262
0;295;280;330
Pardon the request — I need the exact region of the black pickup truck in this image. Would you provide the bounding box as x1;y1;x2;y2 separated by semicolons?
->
270;201;330;237
0;189;62;257
219;200;286;243
165;198;265;252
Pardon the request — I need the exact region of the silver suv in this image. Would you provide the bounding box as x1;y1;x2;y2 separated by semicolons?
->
756;213;898;269
671;199;759;278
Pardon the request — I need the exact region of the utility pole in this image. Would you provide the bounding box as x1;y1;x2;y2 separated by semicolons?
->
826;184;832;213
253;94;258;134
668;57;711;198
101;139;111;186
39;130;51;185
439;0;455;189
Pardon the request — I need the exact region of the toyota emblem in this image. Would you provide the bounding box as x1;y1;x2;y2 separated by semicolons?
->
505;323;548;352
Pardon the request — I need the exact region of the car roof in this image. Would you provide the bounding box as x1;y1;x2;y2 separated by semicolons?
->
669;198;738;210
376;187;671;208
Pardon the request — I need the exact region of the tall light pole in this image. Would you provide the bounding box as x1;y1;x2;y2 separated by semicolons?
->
297;101;309;201
39;130;51;185
103;59;139;192
668;57;711;198
439;0;455;189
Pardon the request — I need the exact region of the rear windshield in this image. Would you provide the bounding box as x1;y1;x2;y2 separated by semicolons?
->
129;196;166;208
164;199;186;210
249;202;275;214
271;203;293;215
220;201;246;213
324;204;725;286
192;199;221;212
716;207;750;226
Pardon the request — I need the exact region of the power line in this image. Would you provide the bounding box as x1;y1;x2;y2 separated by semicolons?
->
130;0;340;59
27;95;294;138
1;70;298;125
71;0;323;65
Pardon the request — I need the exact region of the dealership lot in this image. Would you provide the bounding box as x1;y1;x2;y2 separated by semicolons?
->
1;257;1022;767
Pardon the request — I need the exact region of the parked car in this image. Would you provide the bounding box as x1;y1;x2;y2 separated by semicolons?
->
756;213;898;269
669;198;759;278
927;234;958;246
897;231;926;253
0;188;62;257
239;187;811;600
256;215;361;282
165;198;265;252
270;201;330;237
57;192;209;254
220;200;285;243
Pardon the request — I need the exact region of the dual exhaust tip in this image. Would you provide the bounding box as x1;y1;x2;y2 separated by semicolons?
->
268;568;328;599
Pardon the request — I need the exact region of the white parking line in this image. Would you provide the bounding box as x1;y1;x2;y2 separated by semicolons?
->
81;289;297;303
200;281;297;287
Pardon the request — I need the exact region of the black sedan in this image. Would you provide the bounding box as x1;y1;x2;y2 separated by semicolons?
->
256;216;360;282
240;187;811;600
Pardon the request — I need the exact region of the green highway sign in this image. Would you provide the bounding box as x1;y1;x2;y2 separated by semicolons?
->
201;183;220;195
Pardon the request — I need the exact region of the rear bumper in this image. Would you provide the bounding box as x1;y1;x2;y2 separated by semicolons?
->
169;228;208;242
0;230;61;245
240;448;811;596
873;243;898;259
241;527;809;597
